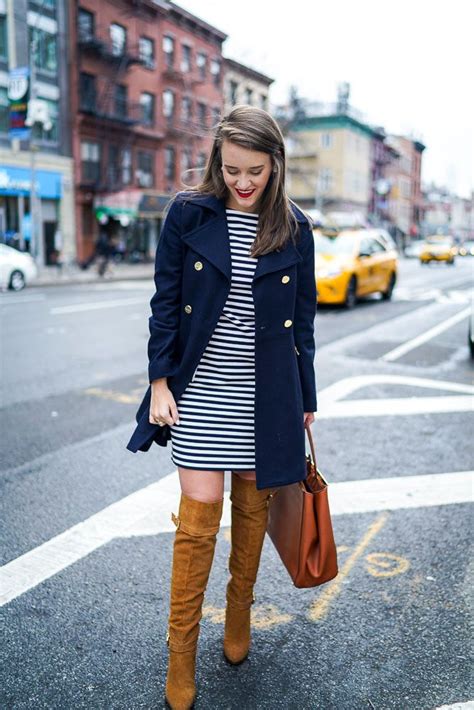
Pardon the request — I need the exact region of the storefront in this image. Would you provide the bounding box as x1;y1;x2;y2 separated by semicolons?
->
0;164;63;265
93;191;171;262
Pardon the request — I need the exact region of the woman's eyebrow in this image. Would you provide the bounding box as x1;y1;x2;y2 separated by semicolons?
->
223;164;265;169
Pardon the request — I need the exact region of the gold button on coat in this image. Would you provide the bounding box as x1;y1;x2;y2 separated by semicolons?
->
284;319;292;327
281;275;290;283
194;261;203;270
184;304;192;314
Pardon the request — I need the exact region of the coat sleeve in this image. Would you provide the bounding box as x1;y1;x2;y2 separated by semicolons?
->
147;197;184;384
294;221;318;412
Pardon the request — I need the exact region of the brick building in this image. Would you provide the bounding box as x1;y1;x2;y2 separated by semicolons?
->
70;0;227;262
385;135;425;238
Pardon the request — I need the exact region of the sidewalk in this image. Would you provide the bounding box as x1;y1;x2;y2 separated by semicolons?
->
30;261;155;288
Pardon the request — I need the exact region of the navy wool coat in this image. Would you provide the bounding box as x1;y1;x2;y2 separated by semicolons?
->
126;190;317;490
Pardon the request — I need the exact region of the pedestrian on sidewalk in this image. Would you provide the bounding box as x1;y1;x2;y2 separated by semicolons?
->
126;104;317;709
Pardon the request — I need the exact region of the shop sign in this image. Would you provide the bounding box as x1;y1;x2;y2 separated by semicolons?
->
8;67;30;140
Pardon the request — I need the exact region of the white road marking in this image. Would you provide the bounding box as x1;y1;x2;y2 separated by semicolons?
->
317;374;474;406
1;469;472;607
50;297;149;315
434;703;474;710
381;306;471;362
318;395;473;419
393;287;473;304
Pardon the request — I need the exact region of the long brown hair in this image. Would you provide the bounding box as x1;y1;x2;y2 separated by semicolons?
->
179;105;311;257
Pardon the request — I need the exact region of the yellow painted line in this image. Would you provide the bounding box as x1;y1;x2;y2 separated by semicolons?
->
365;552;410;578
308;512;388;622
83;387;141;404
202;603;293;629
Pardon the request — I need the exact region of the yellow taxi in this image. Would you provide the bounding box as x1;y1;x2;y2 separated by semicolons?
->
419;235;457;264
314;228;398;308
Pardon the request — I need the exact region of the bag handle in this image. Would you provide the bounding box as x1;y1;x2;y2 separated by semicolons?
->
304;418;317;469
304;419;328;489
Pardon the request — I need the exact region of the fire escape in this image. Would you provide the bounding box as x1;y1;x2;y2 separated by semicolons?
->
77;23;147;196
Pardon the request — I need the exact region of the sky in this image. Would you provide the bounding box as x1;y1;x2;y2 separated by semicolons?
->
176;0;473;199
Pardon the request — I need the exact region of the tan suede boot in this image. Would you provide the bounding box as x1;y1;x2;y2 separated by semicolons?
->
165;492;223;710
223;473;277;665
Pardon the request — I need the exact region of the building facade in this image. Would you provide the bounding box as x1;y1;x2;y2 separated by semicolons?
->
70;0;227;263
0;0;75;265
385;135;425;238
222;57;273;115
286;114;376;215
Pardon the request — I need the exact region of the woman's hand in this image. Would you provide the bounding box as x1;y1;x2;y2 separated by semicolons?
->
149;379;180;426
303;412;315;427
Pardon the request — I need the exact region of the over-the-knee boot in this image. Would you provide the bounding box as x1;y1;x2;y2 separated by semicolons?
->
165;492;223;710
223;473;276;665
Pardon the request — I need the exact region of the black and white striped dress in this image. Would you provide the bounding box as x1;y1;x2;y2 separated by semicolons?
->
169;208;259;470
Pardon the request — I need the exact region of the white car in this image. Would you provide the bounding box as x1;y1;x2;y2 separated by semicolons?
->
0;243;38;290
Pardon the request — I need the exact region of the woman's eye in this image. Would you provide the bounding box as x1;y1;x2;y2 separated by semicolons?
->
226;170;263;176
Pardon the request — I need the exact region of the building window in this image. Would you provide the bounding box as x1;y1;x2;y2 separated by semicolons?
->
260;94;268;110
181;96;192;122
114;84;127;117
78;8;94;42
210;58;220;87
140;92;154;126
110;23;126;56
139;36;155;69
181;148;192;175
196;52;206;79
229;80;238;105
79;72;96;111
81;141;101;183
196;152;207;169
137;151;154;187
181;44;192;73
32;98;58;142
212;106;220;125
318;167;332;193
245;88;253;105
0;14;8;58
0;87;9;133
29;27;57;74
320;133;332;149
163;36;175;68
162;89;174;118
121;147;132;185
197;102;206;127
164;146;175;180
107;144;120;186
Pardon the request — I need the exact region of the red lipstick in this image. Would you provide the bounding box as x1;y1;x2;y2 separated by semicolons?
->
235;188;255;199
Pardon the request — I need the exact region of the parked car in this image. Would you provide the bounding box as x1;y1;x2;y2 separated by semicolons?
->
313;228;398;308
0;243;38;290
419;235;457;265
458;240;474;257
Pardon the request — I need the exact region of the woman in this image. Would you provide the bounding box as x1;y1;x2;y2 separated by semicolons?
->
126;105;317;710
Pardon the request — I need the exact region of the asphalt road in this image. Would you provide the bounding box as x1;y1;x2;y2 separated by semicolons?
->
1;257;473;710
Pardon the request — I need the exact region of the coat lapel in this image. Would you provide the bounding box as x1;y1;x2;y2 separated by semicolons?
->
180;192;305;284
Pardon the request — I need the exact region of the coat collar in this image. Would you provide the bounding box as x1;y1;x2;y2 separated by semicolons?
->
179;191;305;284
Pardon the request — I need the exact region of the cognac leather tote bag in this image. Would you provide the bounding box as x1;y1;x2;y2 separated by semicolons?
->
266;420;338;588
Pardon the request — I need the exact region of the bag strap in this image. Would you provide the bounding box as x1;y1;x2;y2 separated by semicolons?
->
304;419;317;469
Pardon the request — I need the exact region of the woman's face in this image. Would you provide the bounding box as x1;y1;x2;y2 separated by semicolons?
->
220;139;273;212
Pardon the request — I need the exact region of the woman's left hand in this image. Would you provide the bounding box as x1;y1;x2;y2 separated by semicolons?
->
304;412;315;426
